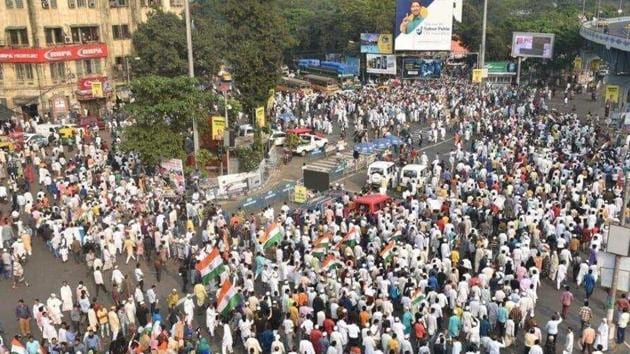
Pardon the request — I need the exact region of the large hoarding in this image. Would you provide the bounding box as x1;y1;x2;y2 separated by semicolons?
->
366;54;397;75
402;58;442;78
395;0;453;51
360;33;394;54
511;32;555;59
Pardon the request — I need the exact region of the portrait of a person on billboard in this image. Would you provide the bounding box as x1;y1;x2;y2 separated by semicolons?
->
399;1;428;35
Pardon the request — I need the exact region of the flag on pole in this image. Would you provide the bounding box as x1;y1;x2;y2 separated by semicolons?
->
322;255;343;272
411;289;425;307
380;242;395;262
312;234;330;258
338;228;358;249
217;279;241;316
11;338;26;354
195;248;226;284
259;223;283;249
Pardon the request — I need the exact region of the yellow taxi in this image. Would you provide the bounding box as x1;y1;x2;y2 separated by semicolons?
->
0;136;16;152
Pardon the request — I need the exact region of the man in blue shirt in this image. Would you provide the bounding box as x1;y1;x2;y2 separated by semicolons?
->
25;335;40;354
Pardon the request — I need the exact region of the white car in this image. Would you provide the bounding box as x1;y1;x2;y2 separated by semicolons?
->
367;161;396;187
268;130;287;146
292;134;328;156
399;164;430;186
24;133;49;148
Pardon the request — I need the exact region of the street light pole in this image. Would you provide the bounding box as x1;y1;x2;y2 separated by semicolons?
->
479;0;488;92
184;0;199;170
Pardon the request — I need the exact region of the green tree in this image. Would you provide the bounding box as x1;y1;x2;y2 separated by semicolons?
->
214;0;293;113
131;9;221;79
122;75;217;166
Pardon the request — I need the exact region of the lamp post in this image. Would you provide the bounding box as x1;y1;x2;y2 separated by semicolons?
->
184;0;199;170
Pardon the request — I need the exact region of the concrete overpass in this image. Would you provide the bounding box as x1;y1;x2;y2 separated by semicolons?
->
580;17;630;109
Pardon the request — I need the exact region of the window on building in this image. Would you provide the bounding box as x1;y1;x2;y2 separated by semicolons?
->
70;26;99;43
75;59;102;77
50;62;66;81
41;0;57;8
15;63;34;81
109;0;127;7
45;27;64;45
70;0;94;8
5;0;13;9
114;56;129;79
170;0;182;6
0;65;3;81
141;0;160;7
112;25;130;40
6;28;28;47
14;0;23;7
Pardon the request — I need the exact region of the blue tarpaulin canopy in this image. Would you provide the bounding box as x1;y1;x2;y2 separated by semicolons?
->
353;142;375;154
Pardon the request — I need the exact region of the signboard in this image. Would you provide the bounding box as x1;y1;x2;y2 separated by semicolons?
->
598;251;630;292
606;85;620;103
0;43;108;63
159;159;185;194
360;33;393;54
395;0;454;51
472;69;483;83
402;58;442;78
366;54;397;75
607;224;630;256
255;106;265;127
211;116;225;141
91;81;103;98
76;76;112;100
294;185;308;203
573;57;583;72
485;61;517;74
511;32;555;59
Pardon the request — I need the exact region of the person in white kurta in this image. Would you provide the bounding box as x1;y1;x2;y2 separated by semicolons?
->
183;296;195;326
46;294;63;325
222;322;234;354
595;319;609;351
60;283;73;312
206;305;217;337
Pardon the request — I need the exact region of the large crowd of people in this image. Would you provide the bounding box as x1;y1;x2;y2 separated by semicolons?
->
0;76;629;354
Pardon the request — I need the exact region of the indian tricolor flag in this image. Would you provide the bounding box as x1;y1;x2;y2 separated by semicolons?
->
380;242;395;262
411;289;425;307
11;338;26;354
217;279;241;316
259;223;283;250
195;248;225;285
322;255;343;272
312;234;330;258
338;228;358;249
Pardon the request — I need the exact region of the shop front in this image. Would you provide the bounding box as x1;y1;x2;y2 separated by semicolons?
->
75;76;112;117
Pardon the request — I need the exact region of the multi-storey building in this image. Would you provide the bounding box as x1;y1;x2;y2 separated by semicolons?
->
0;0;183;119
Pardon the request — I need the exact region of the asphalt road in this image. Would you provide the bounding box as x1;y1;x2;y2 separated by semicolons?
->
0;88;627;354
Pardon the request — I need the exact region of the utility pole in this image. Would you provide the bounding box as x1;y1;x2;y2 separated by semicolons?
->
607;166;630;345
479;0;488;92
184;0;199;170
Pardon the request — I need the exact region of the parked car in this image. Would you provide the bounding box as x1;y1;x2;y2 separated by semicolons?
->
292;134;328;156
269;130;287;146
399;164;431;187
24;133;49;148
367;161;396;188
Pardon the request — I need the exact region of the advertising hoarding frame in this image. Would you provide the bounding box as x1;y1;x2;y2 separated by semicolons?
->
511;32;555;59
366;54;397;75
394;0;454;52
360;33;393;54
401;57;443;79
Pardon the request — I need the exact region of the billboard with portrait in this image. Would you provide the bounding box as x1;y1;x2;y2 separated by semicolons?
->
366;54;397;75
360;33;394;54
395;0;453;51
511;32;555;59
402;58;442;78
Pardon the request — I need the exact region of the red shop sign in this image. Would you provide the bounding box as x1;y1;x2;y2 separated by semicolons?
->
0;43;108;63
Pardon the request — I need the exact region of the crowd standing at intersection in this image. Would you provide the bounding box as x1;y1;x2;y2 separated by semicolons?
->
0;77;629;354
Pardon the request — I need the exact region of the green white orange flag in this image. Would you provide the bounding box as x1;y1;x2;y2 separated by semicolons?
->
11;338;26;354
217;278;241;316
195;247;225;285
322;255;343;272
338;228;358;249
380;241;395;262
411;289;425;306
312;234;330;258
259;223;283;249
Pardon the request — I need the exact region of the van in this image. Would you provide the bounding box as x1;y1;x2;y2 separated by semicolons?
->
238;124;255;137
400;164;430;187
367;161;396;188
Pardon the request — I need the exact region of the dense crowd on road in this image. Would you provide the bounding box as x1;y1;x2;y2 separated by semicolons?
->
0;77;629;354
